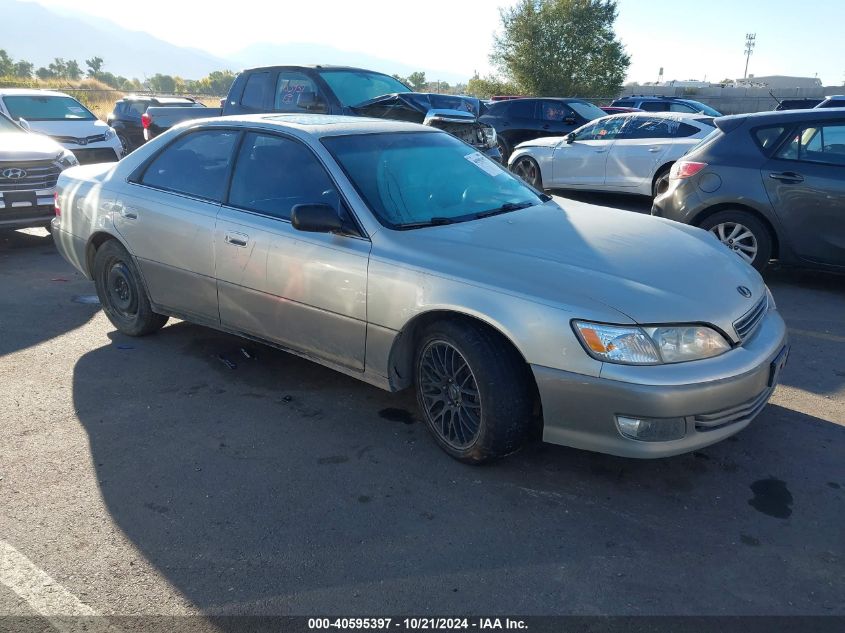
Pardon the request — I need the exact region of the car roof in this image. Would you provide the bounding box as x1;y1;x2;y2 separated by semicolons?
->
0;88;74;98
190;113;436;138
718;108;845;127
243;64;393;75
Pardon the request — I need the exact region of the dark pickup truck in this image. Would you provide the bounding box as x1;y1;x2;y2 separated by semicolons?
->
142;65;501;160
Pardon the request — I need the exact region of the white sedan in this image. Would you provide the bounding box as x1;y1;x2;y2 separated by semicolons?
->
508;112;715;197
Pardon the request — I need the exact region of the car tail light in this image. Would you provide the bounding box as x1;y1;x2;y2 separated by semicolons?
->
54;192;61;217
141;113;151;129
670;161;708;180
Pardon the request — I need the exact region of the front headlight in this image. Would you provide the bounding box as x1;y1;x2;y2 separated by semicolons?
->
55;149;79;169
573;321;730;365
481;125;497;148
104;127;116;140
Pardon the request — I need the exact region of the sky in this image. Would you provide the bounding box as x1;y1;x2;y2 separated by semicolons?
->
24;0;845;86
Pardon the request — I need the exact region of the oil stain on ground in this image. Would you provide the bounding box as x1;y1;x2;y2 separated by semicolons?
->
748;478;793;518
379;408;415;425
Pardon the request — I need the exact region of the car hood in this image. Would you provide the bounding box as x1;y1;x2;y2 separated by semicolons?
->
0;131;65;161
23;119;111;138
351;92;482;121
377;201;764;338
516;136;566;149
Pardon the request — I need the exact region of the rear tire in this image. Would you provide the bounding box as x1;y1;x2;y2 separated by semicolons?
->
652;165;671;198
698;209;773;272
414;320;533;464
93;240;168;336
497;136;512;163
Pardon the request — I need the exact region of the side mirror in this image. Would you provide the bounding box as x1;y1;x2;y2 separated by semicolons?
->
565;132;575;144
296;92;328;114
291;204;343;233
18;117;31;131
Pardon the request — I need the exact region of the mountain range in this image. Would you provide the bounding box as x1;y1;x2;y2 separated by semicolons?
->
0;0;468;83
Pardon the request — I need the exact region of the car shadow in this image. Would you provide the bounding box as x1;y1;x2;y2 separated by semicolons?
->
71;321;844;617
0;228;100;358
551;190;653;214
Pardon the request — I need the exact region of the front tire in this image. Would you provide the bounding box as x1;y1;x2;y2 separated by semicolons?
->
698;210;773;272
93;240;168;336
414;321;533;464
511;156;543;190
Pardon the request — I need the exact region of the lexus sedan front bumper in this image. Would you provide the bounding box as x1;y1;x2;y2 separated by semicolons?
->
534;310;789;458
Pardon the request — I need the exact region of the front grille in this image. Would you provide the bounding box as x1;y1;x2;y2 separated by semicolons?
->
0;160;61;192
50;133;107;145
429;121;488;149
73;148;119;164
693;387;773;432
733;295;768;342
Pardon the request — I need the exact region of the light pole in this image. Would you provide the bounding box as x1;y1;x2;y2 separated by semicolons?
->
743;33;756;80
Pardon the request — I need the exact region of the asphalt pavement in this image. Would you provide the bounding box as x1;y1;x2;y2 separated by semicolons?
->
0;194;843;625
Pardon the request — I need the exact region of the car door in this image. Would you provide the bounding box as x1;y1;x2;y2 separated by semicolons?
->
604;116;676;189
496;99;539;147
538;101;579;137
551;117;625;187
762;119;845;267
116;128;240;323
215;130;370;370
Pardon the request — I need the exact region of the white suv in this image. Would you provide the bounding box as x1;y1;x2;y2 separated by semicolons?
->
0;89;123;164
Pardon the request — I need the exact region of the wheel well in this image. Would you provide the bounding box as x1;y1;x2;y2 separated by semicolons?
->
652;162;673;184
388;310;539;395
85;232;117;276
690;203;780;258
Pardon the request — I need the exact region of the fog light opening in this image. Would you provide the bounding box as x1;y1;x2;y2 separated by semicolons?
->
616;416;687;442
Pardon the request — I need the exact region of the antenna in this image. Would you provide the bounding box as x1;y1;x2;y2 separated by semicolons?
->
743;33;756;80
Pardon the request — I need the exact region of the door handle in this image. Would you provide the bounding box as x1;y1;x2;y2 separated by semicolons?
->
594;149;607;153
225;232;249;247
769;171;804;183
648;147;662;152
119;207;138;220
542;124;550;130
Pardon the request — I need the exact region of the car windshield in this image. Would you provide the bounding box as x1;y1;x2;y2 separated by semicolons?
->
683;100;722;117
0;113;23;132
322;131;545;229
3;95;96;121
316;70;411;107
567;100;607;120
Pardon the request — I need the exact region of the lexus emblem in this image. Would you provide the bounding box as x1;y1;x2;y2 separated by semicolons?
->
737;286;752;298
1;167;26;179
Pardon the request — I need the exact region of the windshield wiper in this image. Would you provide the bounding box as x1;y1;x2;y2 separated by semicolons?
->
475;201;535;219
396;217;457;229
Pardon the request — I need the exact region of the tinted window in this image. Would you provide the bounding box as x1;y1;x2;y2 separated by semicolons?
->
567;101;607;120
241;72;269;109
640;101;669;112
317;69;410;107
322;132;542;229
3;95;96;121
573;117;626;141
229;132;339;220
274;72;322;112
541;101;571;121
681;100;723;116
127;102;148;117
140;129;238;201
614;100;635;107
753;126;786;151
776;123;845;165
507;100;535;118
668;102;697;113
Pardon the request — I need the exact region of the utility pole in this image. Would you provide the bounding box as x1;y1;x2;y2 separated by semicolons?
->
743;33;756;80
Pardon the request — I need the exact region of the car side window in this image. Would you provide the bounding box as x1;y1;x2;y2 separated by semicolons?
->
621;117;677;139
274;72;322;112
228;132;341;221
640;101;668;112
240;72;270;110
507;100;536;119
128;102;147;118
573;117;625;141
668;102;697;113
541;101;571;121
139;129;239;202
776;123;845;165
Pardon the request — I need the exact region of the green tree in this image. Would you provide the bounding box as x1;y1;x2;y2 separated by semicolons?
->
65;59;82;80
491;0;630;97
13;61;34;78
406;71;427;91
465;73;520;99
204;70;236;95
148;73;176;93
85;56;104;77
48;58;68;78
0;49;14;76
36;67;54;80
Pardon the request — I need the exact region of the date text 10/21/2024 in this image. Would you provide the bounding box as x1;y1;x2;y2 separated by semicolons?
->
307;618;528;630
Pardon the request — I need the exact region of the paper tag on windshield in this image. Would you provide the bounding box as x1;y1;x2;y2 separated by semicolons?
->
464;152;502;177
68;106;85;113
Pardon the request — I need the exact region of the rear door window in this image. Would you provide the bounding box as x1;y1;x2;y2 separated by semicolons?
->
753;126;786;151
139;129;239;201
507;100;536;119
621;117;695;139
240;72;270;110
776;122;845;165
640;101;669;112
541;101;571;121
